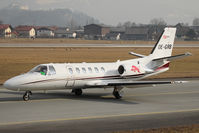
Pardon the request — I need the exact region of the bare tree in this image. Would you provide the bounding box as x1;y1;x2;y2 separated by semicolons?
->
193;18;199;26
119;21;137;28
150;18;167;26
123;21;132;28
149;18;166;40
131;22;136;27
179;22;189;26
186;29;197;40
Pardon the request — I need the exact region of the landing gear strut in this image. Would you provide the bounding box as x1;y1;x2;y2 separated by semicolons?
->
113;86;123;99
72;89;83;96
23;91;32;101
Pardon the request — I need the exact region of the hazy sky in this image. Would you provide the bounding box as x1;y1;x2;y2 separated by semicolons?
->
0;0;198;25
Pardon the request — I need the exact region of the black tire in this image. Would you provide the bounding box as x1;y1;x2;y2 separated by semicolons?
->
23;91;32;101
23;93;30;101
75;89;82;96
113;91;122;99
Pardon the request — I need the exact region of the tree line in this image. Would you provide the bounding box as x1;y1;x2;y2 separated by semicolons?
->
117;18;199;28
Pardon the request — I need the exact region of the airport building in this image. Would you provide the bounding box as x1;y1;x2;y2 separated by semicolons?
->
0;24;12;38
84;24;110;40
15;25;36;38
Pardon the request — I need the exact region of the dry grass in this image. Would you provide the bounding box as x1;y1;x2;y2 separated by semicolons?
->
0;38;155;44
0;38;199;44
0;47;198;84
114;124;199;133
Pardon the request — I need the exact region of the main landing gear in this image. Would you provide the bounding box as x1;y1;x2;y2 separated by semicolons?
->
72;89;83;96
113;86;123;99
23;91;32;101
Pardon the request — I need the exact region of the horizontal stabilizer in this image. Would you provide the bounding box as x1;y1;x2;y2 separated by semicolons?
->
152;52;192;61
129;52;146;58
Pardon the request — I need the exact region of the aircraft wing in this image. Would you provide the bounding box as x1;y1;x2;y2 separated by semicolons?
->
86;80;186;88
108;81;173;86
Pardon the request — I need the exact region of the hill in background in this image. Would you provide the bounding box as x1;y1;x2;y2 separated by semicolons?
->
0;6;100;27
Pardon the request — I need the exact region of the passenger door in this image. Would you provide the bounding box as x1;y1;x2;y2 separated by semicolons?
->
65;66;75;88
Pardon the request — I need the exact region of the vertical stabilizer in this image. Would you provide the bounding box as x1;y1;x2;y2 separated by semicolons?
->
150;27;176;59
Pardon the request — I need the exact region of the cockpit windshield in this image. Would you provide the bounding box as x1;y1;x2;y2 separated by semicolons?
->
30;65;48;75
29;65;56;76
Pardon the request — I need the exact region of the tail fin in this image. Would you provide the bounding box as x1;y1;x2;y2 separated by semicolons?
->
150;27;176;59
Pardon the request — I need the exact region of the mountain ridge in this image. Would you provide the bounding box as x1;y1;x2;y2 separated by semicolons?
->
0;8;100;27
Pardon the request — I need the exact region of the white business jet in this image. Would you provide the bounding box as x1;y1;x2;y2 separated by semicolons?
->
3;27;191;101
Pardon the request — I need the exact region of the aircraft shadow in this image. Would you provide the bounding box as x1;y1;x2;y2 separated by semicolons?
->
0;91;137;105
40;92;137;105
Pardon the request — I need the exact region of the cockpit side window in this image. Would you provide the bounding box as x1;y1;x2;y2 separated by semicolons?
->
30;65;47;75
48;65;56;75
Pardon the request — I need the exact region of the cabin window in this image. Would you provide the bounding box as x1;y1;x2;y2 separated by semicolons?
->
94;67;99;73
48;65;56;75
88;67;92;73
82;68;86;73
101;67;105;73
68;68;73;74
30;65;47;75
76;68;80;73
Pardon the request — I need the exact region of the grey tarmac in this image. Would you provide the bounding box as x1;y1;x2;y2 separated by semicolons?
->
0;79;199;132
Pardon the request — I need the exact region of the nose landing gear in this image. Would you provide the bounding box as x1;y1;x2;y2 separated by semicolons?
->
23;91;32;101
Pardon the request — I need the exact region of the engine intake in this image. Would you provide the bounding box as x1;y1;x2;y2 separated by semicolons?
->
118;65;125;75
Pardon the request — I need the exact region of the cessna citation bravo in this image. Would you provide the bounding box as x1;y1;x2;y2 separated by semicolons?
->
4;27;191;101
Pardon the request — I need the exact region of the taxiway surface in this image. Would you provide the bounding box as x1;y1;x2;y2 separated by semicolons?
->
0;80;199;133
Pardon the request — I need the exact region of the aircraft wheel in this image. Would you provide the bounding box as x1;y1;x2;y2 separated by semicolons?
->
113;91;122;99
23;91;32;101
74;89;82;96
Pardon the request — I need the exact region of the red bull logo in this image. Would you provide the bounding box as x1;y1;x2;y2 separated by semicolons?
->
131;65;140;73
163;35;169;39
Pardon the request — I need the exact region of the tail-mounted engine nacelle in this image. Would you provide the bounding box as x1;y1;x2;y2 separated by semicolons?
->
118;64;143;76
118;65;125;75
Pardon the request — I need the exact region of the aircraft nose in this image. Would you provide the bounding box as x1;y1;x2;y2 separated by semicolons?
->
3;78;16;89
3;74;32;90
